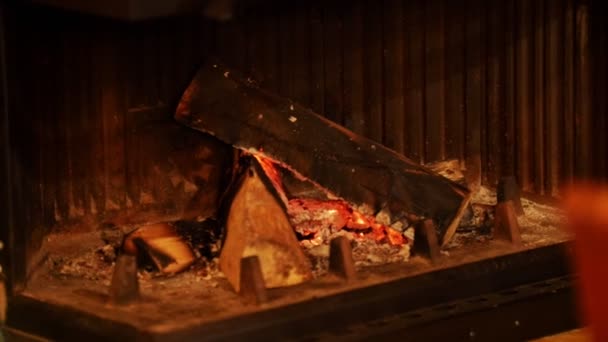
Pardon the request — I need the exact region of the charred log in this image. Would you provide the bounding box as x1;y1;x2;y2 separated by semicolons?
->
123;223;195;274
175;62;471;246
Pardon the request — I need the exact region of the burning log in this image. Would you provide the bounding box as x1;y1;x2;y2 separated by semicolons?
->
175;62;471;246
220;158;312;292
123;222;195;274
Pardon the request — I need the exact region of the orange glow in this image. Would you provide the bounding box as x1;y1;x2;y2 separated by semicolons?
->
370;223;387;242
254;153;408;247
346;211;370;229
386;228;405;245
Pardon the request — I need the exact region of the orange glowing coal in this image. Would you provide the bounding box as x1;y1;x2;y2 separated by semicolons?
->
253;154;408;247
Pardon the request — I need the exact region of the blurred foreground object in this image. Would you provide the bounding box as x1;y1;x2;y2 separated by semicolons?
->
564;183;608;342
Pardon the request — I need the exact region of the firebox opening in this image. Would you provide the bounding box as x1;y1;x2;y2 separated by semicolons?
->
5;0;604;338
17;55;570;333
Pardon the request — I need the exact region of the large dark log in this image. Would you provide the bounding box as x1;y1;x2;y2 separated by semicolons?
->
175;62;471;246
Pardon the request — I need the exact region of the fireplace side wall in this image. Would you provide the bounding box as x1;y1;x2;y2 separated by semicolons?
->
0;0;607;290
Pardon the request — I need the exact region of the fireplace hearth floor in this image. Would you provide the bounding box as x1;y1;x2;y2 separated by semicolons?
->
9;192;571;340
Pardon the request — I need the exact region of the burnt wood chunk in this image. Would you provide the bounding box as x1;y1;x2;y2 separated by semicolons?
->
123;223;195;275
493;201;522;246
414;219;441;262
497;176;524;215
175;62;471;246
329;236;356;280
109;254;139;305
220;160;312;292
239;256;268;305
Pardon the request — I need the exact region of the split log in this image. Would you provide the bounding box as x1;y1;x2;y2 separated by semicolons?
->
176;62;471;246
220;158;312;292
123;222;195;274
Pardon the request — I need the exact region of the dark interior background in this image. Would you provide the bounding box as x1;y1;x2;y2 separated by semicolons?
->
1;0;607;292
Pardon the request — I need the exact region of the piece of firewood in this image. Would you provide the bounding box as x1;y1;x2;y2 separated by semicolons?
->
123;222;195;274
220;158;312;292
175;61;471;247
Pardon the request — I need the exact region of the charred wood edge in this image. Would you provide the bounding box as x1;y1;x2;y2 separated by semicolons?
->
131;237;176;270
413;219;441;263
5;242;572;341
498;176;524;215
239;256;268;305
122;223;196;275
329;236;356;280
493;201;523;247
248;155;289;212
109;254;140;305
218;153;287;220
216;153;289;248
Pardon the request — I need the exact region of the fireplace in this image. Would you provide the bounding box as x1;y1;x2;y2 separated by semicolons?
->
0;0;606;340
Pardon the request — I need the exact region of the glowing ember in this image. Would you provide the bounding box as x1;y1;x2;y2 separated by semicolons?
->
251;154;411;250
347;211;370;230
